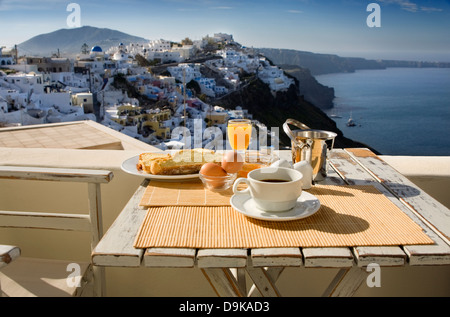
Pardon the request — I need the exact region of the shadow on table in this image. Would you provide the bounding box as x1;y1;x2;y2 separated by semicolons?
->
318;180;422;199
248;205;370;235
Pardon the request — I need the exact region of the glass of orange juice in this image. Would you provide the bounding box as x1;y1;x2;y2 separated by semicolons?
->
227;119;252;151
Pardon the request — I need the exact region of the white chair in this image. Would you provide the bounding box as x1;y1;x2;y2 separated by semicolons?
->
0;166;113;297
0;244;21;295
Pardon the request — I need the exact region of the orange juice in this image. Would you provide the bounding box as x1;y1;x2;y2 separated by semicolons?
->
227;119;252;150
237;162;264;178
237;150;274;178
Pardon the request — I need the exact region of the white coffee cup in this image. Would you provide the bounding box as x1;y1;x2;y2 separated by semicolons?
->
233;167;303;212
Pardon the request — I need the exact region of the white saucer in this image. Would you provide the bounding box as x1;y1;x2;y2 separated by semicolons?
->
230;191;321;222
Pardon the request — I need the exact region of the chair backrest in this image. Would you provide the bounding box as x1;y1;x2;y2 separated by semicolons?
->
0;166;113;296
0;245;20;270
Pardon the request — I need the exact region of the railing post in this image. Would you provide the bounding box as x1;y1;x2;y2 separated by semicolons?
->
88;182;106;297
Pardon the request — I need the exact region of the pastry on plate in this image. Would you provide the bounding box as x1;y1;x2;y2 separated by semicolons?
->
137;149;222;175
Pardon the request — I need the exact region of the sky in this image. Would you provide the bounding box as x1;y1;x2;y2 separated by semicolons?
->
1;0;450;62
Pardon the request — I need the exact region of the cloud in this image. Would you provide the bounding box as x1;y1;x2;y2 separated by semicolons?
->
287;9;303;14
420;6;443;12
380;0;418;12
379;0;443;13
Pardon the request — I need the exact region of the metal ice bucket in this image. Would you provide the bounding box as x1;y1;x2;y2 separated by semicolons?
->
283;119;337;182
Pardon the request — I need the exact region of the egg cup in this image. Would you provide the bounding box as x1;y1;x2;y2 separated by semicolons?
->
199;172;237;192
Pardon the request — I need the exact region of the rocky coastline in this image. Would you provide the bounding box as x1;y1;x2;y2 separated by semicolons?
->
213;78;379;154
257;48;450;76
281;64;335;109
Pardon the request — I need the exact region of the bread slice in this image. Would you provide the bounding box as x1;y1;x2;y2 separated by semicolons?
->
138;149;223;175
137;152;171;174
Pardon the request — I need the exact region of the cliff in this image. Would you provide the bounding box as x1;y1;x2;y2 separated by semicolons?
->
213;78;378;153
280;65;335;109
257;48;450;75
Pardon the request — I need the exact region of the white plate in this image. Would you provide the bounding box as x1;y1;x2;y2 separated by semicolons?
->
121;155;200;180
121;150;280;181
230;191;321;222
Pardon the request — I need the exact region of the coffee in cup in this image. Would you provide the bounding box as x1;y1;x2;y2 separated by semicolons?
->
232;167;303;212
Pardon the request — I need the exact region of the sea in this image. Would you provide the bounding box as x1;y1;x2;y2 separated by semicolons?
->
315;67;450;156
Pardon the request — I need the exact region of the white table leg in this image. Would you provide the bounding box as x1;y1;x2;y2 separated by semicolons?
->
246;267;284;297
322;267;368;297
201;268;246;297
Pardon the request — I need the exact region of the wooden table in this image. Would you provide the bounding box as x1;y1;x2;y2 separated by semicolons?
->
92;148;450;297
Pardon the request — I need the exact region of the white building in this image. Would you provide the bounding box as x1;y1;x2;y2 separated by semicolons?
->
213;33;234;43
107;43;133;70
217;49;294;92
112;51;129;63
150;51;182;63
258;62;294;91
90;46;106;60
76;60;106;74
0;71;95;126
219;49;260;73
214;85;228;96
195;78;216;97
0;95;8;113
0;47;14;66
2;73;44;93
171;45;196;60
50;72;89;91
167;64;202;83
107;40;190;65
148;39;171;52
71;92;94;113
145;39;182;63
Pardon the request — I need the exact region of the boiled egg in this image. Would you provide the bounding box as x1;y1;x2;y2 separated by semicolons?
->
221;151;244;174
200;162;229;189
200;163;228;177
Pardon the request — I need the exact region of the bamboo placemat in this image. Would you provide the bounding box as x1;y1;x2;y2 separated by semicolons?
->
139;180;235;206
134;184;434;249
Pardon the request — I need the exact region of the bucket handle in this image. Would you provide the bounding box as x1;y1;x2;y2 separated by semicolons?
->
283;119;311;150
